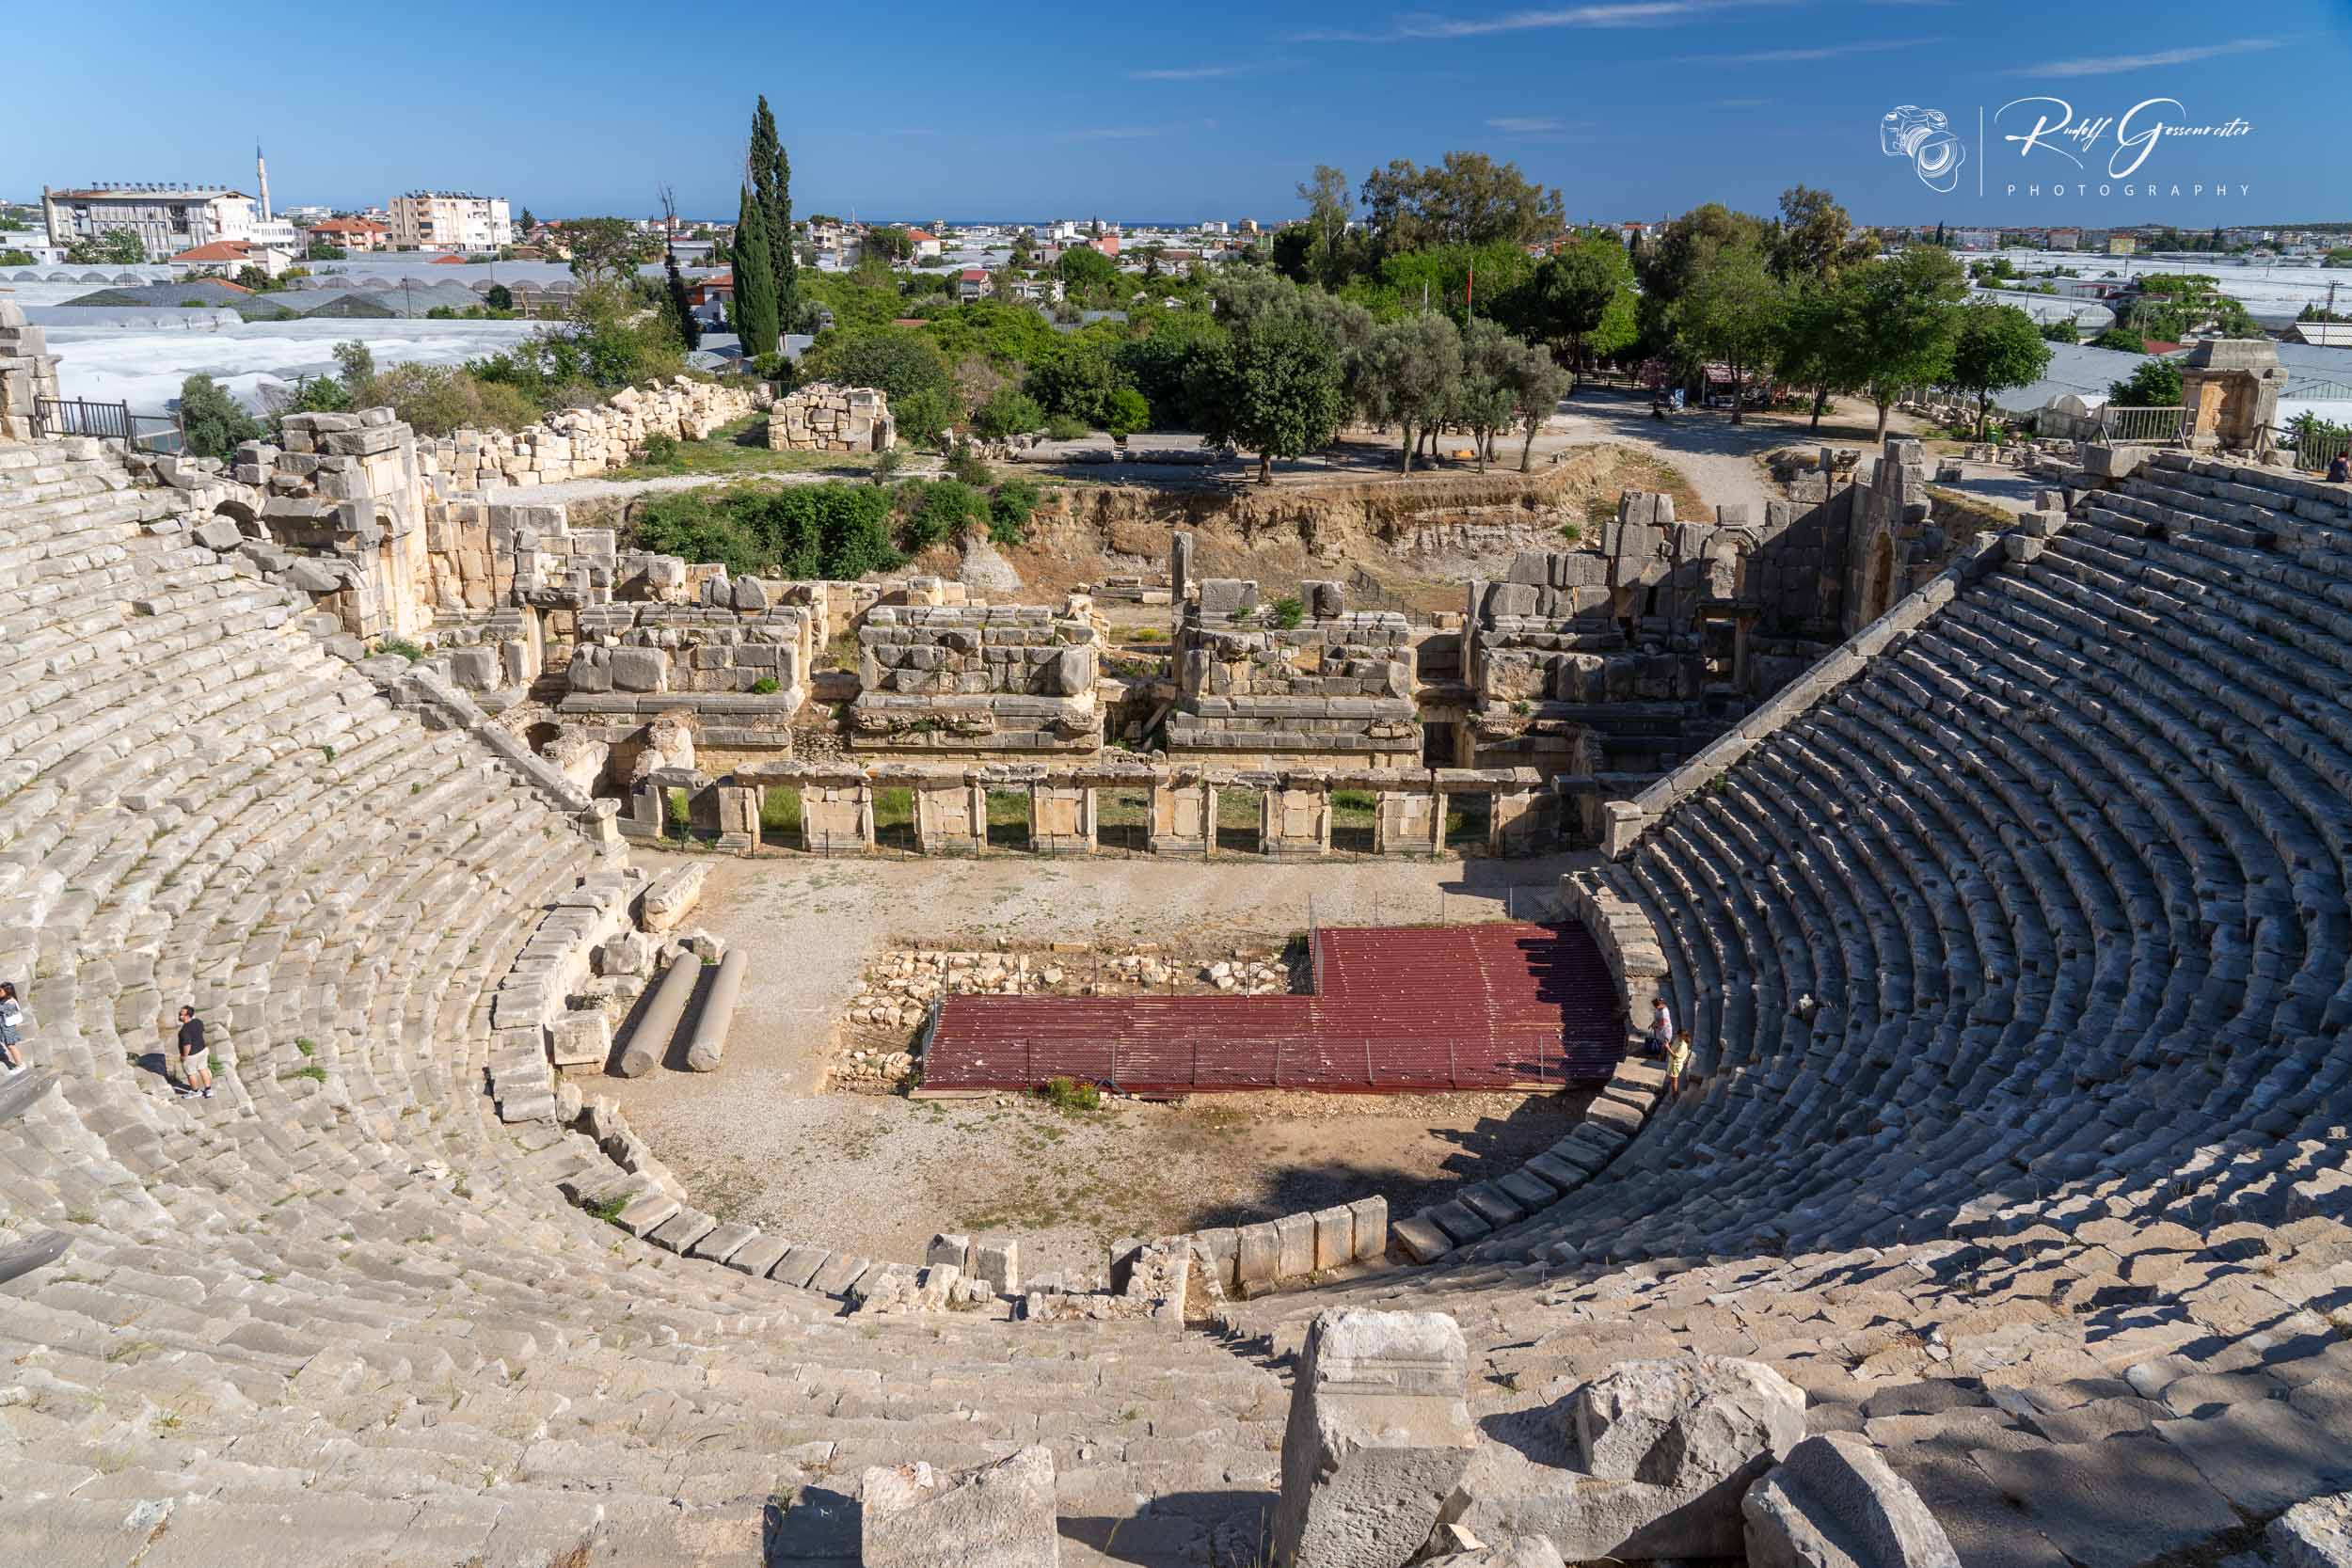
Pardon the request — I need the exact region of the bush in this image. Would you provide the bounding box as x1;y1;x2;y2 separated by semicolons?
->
1268;595;1306;629
749;676;781;694
178;373;262;459
946;441;994;488
898;479;988;550
369;362;540;436
631;483;902;579
988;477;1043;546
1043;414;1089;441
641;432;681;467
972;387;1045;440
798;326;956;445
1039;1076;1101;1112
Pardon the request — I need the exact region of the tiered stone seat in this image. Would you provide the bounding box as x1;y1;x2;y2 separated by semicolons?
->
1200;451;2352;1562
0;440;1287;1565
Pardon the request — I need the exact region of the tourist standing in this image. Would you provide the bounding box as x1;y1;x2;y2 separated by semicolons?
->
176;1006;213;1100
0;982;24;1075
1646;995;1675;1057
1665;1032;1692;1100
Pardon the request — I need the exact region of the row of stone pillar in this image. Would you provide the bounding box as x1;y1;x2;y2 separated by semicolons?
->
626;776;1552;858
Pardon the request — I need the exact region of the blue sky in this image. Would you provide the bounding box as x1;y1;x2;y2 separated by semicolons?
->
8;0;2348;229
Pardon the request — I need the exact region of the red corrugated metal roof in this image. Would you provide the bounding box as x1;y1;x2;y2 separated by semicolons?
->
923;922;1622;1094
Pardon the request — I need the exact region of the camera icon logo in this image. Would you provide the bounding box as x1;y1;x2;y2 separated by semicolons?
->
1881;105;1966;192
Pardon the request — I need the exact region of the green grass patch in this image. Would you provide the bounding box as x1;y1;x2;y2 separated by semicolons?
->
759;786;803;836
606;414;883;481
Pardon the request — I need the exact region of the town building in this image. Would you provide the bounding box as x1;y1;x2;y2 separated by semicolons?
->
904;230;944;260
169;238;294;280
41;183;255;259
389;192;514;252
306;216;391;253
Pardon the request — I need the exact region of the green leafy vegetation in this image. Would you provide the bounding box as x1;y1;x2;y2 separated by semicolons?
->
631;483;902;579
1038;1076;1102;1112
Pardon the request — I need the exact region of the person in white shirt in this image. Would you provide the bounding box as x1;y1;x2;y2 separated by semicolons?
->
1646;995;1675;1056
0;982;24;1074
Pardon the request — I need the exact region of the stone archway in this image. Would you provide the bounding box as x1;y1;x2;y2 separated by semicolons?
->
1859;530;1897;626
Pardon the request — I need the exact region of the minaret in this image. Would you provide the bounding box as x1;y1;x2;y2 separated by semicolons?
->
256;143;272;223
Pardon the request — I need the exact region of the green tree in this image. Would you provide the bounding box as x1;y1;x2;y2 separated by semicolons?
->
1295;164;1357;289
973;387;1044;439
66;230;145;264
1363;312;1464;472
1188;313;1345;483
1054;245;1120;297
518;207;537;232
1775;280;1860;430
1507;234;1636;384
1770;186;1874;285
485;282;514;312
731;186;779;358
749;95;800;330
564;217;651;282
1836;245;1967;437
305;240;346;261
2040;316;2080;344
1358;152;1564;253
1948;304;2052;439
178;373;262;458
1454;319;1525;472
1677;240;1785;424
1635;202;1770;345
2091;325;2148;353
2107;358;2183;406
1508;340;1573;471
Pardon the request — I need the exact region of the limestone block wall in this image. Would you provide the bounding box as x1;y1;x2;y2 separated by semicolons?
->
1168;585;1418;767
0;292;61;442
850;602;1103;753
1842;437;1947;632
225;411;434;641
767;383;895;452
563;602;815;747
413;377;756;492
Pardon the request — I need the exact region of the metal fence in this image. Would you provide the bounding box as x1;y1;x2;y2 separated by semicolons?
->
2278;420;2352;474
2099;404;2189;445
34;397;184;454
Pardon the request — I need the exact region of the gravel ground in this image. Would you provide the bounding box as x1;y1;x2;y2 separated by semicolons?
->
600;847;1598;1278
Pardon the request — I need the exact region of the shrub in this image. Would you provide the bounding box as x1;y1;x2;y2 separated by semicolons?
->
1268;595;1306;629
1043;414;1089;441
798;327;956;444
946;441;994;488
1039;1076;1101;1112
749;676;781;694
374;638;425;661
988;477;1044;546
640;433;681;467
898;479;988;550
178;373;262;459
631;483;902;580
972;387;1045;440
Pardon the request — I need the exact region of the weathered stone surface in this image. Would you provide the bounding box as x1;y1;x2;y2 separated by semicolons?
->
1272;1309;1476;1568
1742;1433;1960;1568
1423;1537;1568;1568
1441;1355;1807;1560
640;862;707;933
861;1444;1058;1567
2272;1493;2352;1568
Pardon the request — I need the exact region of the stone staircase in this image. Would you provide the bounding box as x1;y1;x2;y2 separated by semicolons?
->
0;440;1288;1566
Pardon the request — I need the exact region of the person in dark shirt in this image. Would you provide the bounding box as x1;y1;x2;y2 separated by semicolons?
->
2328;450;2350;484
176;1006;213;1100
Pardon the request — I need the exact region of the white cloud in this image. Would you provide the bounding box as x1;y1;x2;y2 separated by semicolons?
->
1674;35;1941;63
1486;115;1568;132
2006;38;2283;78
1127;61;1282;81
1288;0;1781;44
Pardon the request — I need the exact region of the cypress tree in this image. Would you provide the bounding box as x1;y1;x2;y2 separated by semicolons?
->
733;185;778;362
666;243;701;352
750;97;798;331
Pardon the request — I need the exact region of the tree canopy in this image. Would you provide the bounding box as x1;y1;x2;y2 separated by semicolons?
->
1359;152;1565;253
1948;304;2053;438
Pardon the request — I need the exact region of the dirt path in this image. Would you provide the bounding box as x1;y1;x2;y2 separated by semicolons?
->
487;454;943;508
601;848;1598;1277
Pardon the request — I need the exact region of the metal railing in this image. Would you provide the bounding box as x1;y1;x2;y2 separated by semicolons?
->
2099;404;2189;445
33;397;184;454
2279;421;2352;474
